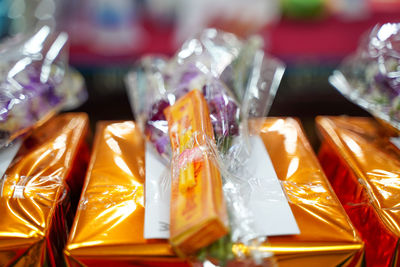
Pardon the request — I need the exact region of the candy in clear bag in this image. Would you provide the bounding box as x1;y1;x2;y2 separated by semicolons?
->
330;23;400;130
0;25;87;147
126;28;285;266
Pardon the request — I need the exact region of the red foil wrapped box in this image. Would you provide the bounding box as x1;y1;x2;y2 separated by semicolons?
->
317;116;400;267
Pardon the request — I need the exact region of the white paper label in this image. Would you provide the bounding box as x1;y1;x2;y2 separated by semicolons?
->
245;136;300;236
0;139;22;179
144;144;171;239
390;137;400;150
143;136;299;239
0;139;22;196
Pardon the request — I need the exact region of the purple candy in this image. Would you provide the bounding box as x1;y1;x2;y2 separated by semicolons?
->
155;135;170;154
145;63;240;157
202;81;239;137
174;66;201;98
148;99;170;121
374;72;400;98
146;123;171;156
0;65;65;129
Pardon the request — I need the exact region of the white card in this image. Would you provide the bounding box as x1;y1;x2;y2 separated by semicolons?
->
143;136;299;239
0;139;22;196
144;144;171;239
0;139;22;179
245;136;300;236
390;137;400;150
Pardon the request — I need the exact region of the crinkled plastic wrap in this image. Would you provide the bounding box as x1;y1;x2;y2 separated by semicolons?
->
126;28;284;159
316;116;400;267
0;25;87;148
126;28;285;264
330;23;400;130
65;118;364;267
0;113;90;267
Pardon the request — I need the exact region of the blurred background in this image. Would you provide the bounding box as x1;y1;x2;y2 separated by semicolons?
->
0;0;399;147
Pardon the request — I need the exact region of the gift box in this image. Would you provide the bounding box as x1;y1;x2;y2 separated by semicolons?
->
253;117;364;267
316;116;400;267
65;118;363;267
64;121;189;267
0;113;90;267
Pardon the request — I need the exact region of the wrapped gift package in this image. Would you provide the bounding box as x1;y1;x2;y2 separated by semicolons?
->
0;113;90;267
64;121;189;267
316;116;400;267
254;118;363;267
65;118;363;266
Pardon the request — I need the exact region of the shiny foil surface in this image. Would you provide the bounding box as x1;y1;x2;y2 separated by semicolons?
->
0;113;89;267
66;118;363;267
317;116;400;267
64;121;189;267
253;118;363;267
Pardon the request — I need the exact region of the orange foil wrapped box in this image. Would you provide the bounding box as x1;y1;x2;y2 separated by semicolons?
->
317;116;400;267
64;121;189;267
0;113;90;267
244;118;363;267
65;117;363;267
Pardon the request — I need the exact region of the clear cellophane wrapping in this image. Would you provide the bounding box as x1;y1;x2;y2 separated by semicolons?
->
126;28;285;266
330;23;400;131
0;26;87;148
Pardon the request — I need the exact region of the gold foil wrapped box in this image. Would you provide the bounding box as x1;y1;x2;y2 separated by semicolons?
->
0;113;89;267
65;118;363;266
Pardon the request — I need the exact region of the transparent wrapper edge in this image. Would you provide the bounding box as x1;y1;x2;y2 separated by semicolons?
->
0;26;87;148
330;23;400;132
126;28;285;265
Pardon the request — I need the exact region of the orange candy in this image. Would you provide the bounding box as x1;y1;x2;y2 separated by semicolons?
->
164;90;229;256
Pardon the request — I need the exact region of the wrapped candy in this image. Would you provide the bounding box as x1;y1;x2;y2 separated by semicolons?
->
317;116;400;266
165;90;229;256
126;29;284;160
330;23;400;130
0;25;87;148
0;113;89;267
64;118;364;266
126;28;286;264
